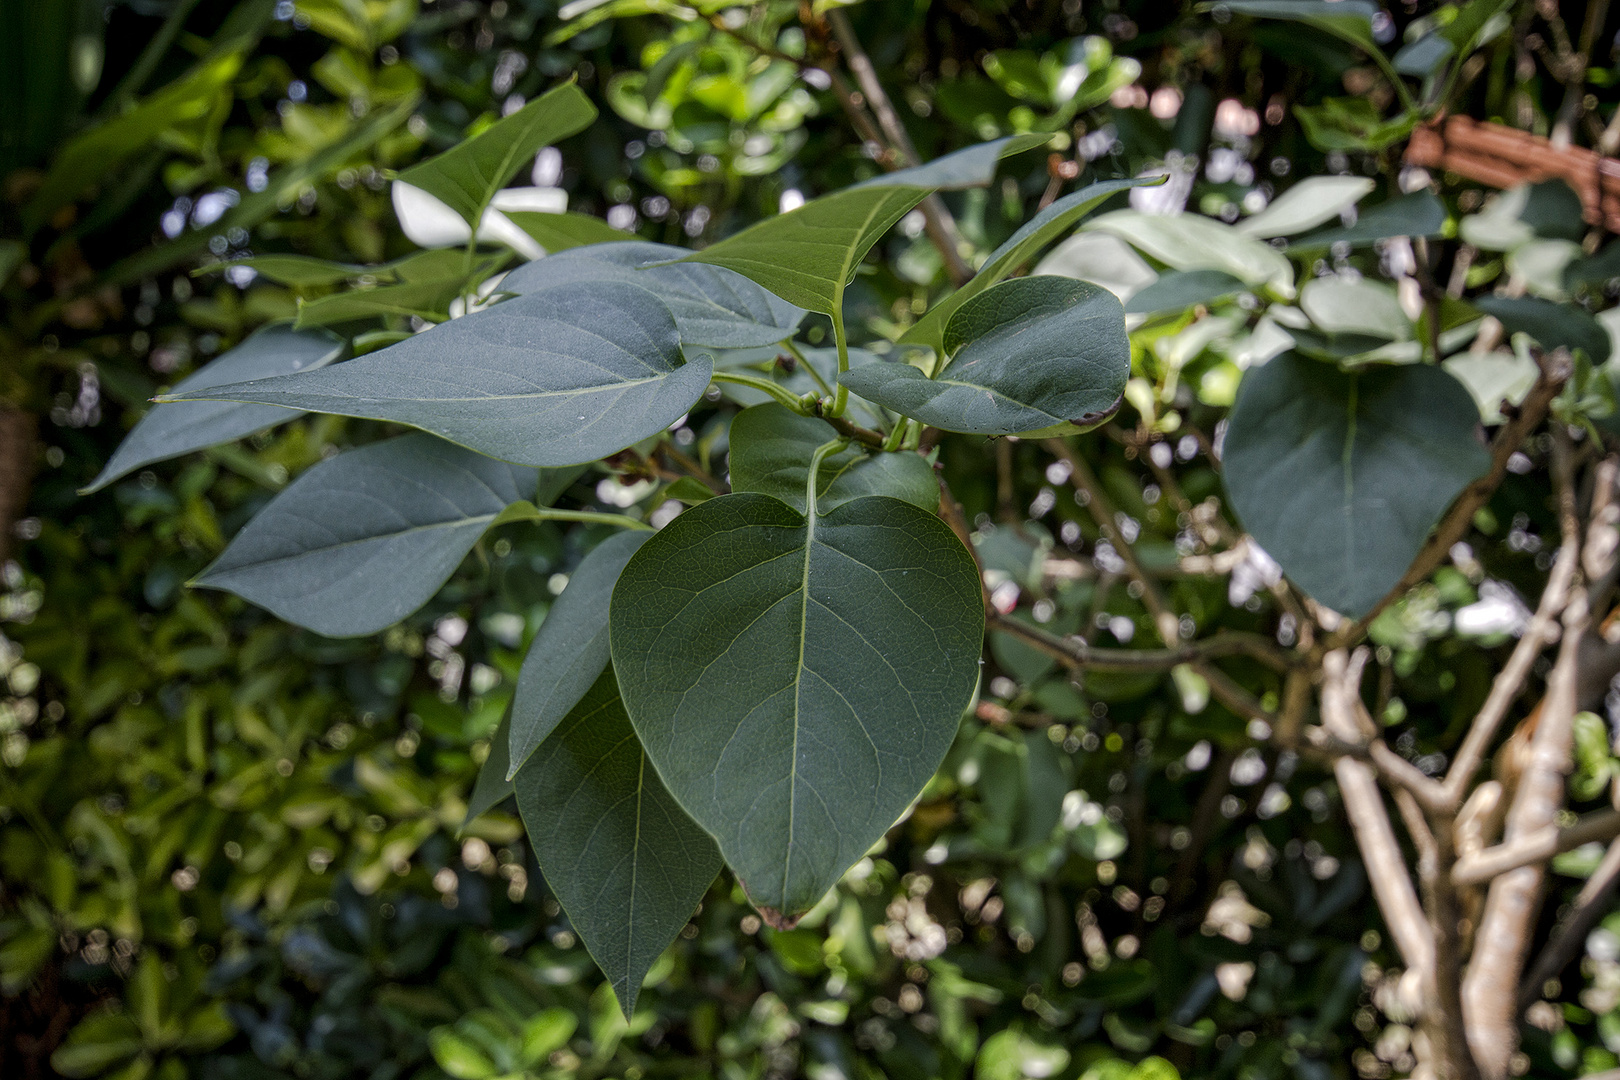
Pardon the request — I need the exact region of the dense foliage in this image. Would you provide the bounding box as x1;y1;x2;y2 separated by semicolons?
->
10;2;1620;1080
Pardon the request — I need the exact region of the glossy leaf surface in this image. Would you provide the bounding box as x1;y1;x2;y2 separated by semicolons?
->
611;493;983;920
1291;190;1447;250
514;669;721;1017
195;434;540;637
84;325;345;493
508;530;651;777
1223;353;1490;617
727;403;937;514
841;277;1128;436
163;280;711;468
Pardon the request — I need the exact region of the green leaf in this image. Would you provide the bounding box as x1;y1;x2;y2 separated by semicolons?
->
1392;32;1454;76
25;52;243;233
662;477;716;503
1208;1;1381;50
1474;295;1611;364
1293;97;1418;153
1235;176;1374;238
429;1029;500;1080
195;434;541;637
83;325;345;494
504;241;806;348
1124;269;1248;315
610;492;983;921
841;277;1128;437
727;403;938;514
1443;348;1539;423
679;136;1047;315
292;249;502;329
519;1008;578;1066
1299;277;1410;340
505;210;635;251
509;530;651;776
901;178;1147;352
464;713;515;826
513;668;721;1017
212;254;374;289
397;82;596;227
1222;353;1490;617
1085;210;1295;296
51;1011;144;1078
1290;190;1447;250
162;280;711;468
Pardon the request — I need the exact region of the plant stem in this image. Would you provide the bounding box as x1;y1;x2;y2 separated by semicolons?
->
710;370;809;411
804;437;847;517
830;308;850;417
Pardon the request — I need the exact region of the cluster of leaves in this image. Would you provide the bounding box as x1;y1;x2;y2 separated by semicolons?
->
13;3;1620;1080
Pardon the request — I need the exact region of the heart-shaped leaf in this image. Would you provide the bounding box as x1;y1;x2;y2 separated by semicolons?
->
610;492;983;922
503;241;806;348
83;325;345;494
396;82;596;227
161;280;712;468
1222;353;1491;617
727;403;938;514
514;668;721;1018
508;530;651;777
901;178;1147;352
195;434;544;636
839;277;1128;437
678;136;1047;315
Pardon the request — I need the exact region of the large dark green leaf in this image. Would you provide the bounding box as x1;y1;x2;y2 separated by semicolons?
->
194;434;541;636
161;280;711;468
503;241;806;348
1290;191;1447;250
1222;353;1490;617
508;530;651;777
840;277;1128;437
1473;295;1610;365
514;668;721;1017
396;82;596;227
901;178;1146;352
83;325;345;494
1209;0;1380;49
610;492;983;921
727;403;937;514
679;136;1046;315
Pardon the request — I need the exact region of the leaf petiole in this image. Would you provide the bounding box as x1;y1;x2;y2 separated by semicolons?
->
711;370;812;412
804;437;849;518
830;308;850;418
501;505;654;531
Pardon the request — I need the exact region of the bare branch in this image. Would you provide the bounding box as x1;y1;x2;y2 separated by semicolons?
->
1463;426;1589;1080
1452;807;1620;885
987;612;1294;673
1322;650;1436;980
1519;834;1620;1009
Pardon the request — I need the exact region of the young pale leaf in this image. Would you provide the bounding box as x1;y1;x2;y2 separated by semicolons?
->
464;712;515;827
396;82;596;227
83;325;345;494
1085;210;1296;296
508;530;652;777
194;434;542;637
162;280;712;468
1290;190;1447;250
727;403;938;514
840;277;1128;437
513;668;721;1018
679;136;1047;314
610;492;983;922
901;177;1147;352
503;241;806;348
1124;269;1248;315
1223;353;1490;618
1234;176;1374;238
1206;0;1380;49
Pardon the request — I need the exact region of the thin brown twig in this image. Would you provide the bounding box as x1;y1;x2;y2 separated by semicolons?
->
1451;807;1620;885
987;612;1293;673
1518;833;1620;1009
